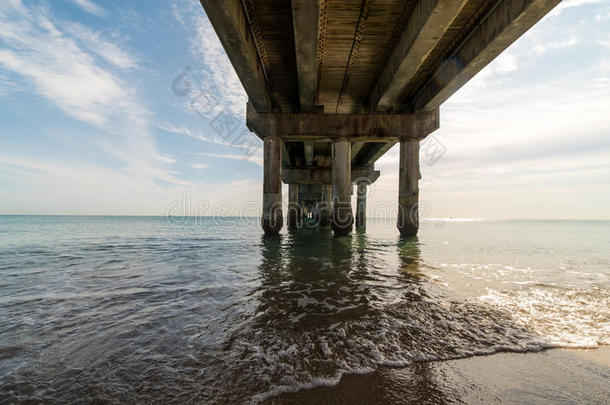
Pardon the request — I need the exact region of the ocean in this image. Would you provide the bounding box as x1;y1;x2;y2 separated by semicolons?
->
0;216;608;403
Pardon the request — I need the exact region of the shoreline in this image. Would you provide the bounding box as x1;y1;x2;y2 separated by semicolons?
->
266;346;609;404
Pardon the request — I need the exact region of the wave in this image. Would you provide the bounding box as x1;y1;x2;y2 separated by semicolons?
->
479;286;609;349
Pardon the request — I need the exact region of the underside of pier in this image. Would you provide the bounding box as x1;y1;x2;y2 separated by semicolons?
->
200;0;561;235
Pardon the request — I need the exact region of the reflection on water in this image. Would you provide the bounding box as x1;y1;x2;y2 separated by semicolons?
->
203;229;541;403
0;217;608;403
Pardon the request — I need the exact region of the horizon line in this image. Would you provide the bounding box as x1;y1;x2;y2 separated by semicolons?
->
0;214;609;221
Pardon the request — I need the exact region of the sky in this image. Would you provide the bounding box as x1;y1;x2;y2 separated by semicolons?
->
0;0;609;219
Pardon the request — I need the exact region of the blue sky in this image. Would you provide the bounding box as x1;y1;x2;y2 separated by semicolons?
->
0;0;609;219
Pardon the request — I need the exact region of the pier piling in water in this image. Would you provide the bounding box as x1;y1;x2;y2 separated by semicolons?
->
262;136;283;235
287;183;300;229
331;139;353;235
356;180;367;230
397;139;420;236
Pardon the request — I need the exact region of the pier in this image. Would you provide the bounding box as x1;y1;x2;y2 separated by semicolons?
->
200;0;561;236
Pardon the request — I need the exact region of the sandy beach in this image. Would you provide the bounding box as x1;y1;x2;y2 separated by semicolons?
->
269;347;610;404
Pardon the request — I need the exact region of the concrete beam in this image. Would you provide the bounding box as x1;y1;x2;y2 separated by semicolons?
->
369;0;468;112
282;167;380;185
291;0;319;112
351;142;365;161
414;0;561;111
200;0;271;112
247;102;439;141
362;141;397;166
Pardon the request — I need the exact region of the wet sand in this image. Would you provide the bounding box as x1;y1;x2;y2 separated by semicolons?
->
268;347;609;404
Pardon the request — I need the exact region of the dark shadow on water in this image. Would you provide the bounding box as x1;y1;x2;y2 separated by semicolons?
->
249;230;550;404
251;231;448;403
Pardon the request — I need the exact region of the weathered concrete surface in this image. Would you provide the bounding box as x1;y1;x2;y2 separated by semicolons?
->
247;103;440;141
282;167;379;185
397;139;420;236
287;183;300;229
291;0;319;112
202;0;560;114
304;141;314;166
356;181;367;229
262;136;282;235
351;142;365;160
331;139;353;235
358;141;396;167
369;0;469;112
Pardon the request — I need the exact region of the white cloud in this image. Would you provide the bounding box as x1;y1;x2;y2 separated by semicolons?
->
0;71;20;95
598;32;610;49
0;3;140;127
0;0;186;198
158;123;232;147
69;0;106;17
492;52;519;74
548;0;607;17
533;36;579;54
191;163;209;170
62;22;137;69
172;1;247;118
0;154;185;214
0;154;263;215
158;122;261;153
156;154;176;164
199;152;262;166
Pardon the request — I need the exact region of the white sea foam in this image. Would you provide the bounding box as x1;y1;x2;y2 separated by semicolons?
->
479;287;610;348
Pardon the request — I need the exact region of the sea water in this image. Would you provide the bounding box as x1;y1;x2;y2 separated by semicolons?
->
0;216;608;403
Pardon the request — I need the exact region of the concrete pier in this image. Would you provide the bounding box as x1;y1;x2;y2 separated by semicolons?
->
287;183;300;229
331;139;353;235
262;136;283;235
201;0;561;237
397;139;420;236
356;181;367;229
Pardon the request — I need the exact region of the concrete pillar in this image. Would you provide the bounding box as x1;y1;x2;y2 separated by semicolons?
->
262;136;283;235
287;183;300;229
356;180;367;229
317;184;332;227
397;138;420;236
331;139;353;235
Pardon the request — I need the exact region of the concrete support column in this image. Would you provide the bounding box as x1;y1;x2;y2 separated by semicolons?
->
331;139;353;235
317;184;332;227
287;183;300;229
262;136;283;235
356;181;367;229
397;138;420;236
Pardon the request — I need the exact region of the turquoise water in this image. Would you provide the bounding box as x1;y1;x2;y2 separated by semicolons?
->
0;216;608;403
